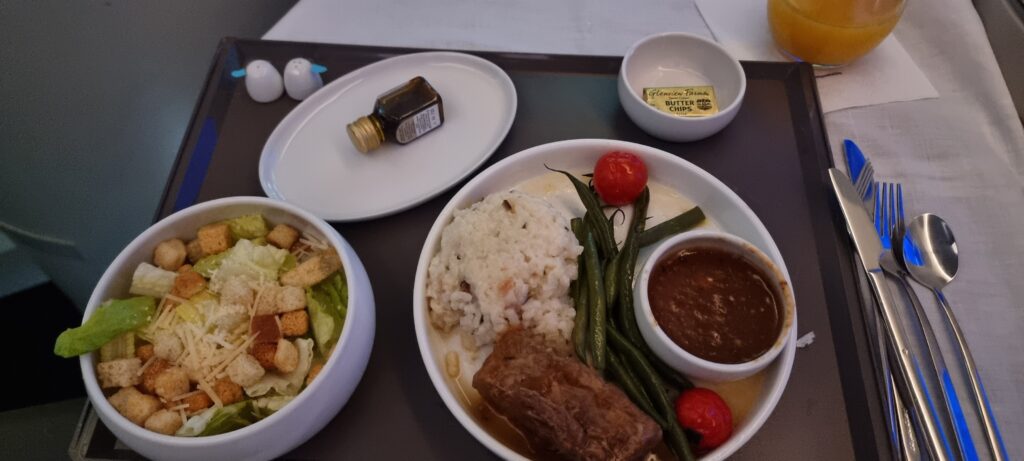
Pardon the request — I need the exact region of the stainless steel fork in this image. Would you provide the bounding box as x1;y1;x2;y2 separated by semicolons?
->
876;182;974;461
850;161;918;460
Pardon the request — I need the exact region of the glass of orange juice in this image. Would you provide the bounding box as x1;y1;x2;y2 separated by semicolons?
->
768;0;906;67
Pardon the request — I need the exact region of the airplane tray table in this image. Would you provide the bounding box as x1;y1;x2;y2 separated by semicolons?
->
70;37;889;461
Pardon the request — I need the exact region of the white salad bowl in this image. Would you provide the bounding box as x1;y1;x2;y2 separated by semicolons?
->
635;231;795;383
79;196;375;461
414;139;795;461
618;32;746;142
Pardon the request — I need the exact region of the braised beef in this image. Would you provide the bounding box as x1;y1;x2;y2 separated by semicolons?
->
473;330;662;461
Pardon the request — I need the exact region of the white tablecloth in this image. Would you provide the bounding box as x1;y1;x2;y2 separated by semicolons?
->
265;0;1024;457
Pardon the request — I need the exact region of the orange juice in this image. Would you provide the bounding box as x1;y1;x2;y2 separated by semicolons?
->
768;0;905;66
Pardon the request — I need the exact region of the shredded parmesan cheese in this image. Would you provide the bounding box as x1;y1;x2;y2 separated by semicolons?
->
170;390;203;402
204;333;258;382
299;236;329;251
197;380;223;408
137;356;157;377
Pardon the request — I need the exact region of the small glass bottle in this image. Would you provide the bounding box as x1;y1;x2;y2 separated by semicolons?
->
347;76;445;153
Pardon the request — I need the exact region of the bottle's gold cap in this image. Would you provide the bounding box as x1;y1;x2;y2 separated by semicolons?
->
347;116;383;153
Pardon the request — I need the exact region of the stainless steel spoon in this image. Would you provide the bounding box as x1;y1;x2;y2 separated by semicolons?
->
902;213;1008;461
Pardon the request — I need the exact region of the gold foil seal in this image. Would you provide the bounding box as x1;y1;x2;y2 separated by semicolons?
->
642;86;719;117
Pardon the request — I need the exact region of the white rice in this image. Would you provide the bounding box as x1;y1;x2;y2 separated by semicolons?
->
427;190;583;350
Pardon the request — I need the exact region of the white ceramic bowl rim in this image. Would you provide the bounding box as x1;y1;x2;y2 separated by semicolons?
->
414;139;797;461
79;196;362;447
620;32;747;123
637;230;796;375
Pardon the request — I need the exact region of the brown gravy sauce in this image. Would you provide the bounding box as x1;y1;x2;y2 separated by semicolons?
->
648;247;782;364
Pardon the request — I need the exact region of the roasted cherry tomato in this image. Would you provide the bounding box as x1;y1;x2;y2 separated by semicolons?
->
675;387;733;454
592;151;648;206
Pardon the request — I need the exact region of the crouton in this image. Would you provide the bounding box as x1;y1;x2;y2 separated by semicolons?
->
220;278;254;308
226;354;265;387
141;359;172;394
280;310;309;337
266;224;300;250
182;391;212;415
96;358;142;388
274;339;299;373
276;286;307;313
197;223;233;255
153;239;187;271
136;344;155;362
183;365;204;384
186;238;205;264
153;332;183;362
109;387;161;426
211;303;248;332
251;342;278;370
170;269;206;299
280;251;342;288
306;362;323;386
177;264;193;274
153;367;190;400
250;314;281;345
213;377;243;405
144;409;183;435
253;285;281;315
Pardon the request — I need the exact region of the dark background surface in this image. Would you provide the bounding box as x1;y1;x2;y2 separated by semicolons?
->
0;2;295;460
69;39;889;460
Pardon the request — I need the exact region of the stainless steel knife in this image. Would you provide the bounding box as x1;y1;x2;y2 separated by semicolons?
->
829;168;951;461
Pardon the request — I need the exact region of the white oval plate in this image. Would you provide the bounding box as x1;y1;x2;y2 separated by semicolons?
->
260;52;517;221
414;139;796;461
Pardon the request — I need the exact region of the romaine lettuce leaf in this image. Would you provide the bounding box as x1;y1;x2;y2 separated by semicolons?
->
305;271;347;356
54;297;156;358
193;251;229;278
177;407;217;436
197;401;260;436
253;395;294;414
224;214;268;240
177;396;294;437
208;239;290;291
98;332;135;362
279;253;297;274
128;263;176;298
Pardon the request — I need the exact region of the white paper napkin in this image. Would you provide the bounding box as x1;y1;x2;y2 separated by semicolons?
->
695;0;939;113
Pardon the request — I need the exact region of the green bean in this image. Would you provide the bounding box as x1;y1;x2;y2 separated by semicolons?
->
573;270;590;364
604;252;620;308
608;327;696;461
618;188;649;345
583;226;607;371
608;351;662;423
548;167;617;258
638;206;706;248
569;218;590;364
571;217;584;241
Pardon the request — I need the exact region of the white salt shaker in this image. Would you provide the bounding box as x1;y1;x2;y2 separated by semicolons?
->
240;60;283;103
283;58;325;100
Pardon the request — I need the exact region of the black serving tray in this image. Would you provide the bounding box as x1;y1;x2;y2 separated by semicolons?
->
72;37;888;461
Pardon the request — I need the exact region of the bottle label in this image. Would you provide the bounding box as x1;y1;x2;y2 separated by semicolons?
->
396;104;442;143
642;86;719;117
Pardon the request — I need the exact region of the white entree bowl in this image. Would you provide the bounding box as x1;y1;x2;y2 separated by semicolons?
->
635;231;795;383
79;196;375;461
415;139;795;461
618;32;746;142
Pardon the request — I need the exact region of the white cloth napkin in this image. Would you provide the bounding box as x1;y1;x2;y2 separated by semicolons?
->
694;0;938;113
